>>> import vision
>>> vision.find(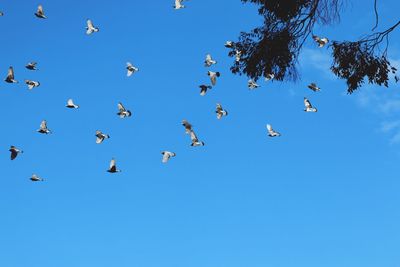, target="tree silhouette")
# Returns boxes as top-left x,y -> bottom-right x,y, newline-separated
228,0 -> 399,93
